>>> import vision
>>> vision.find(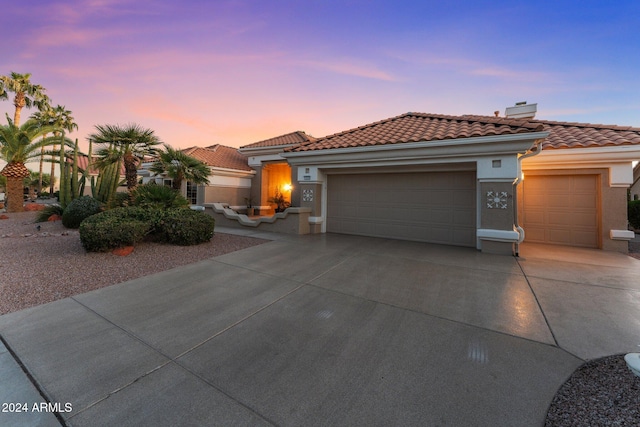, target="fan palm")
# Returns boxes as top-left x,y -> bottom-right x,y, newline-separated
24,171 -> 52,200
0,72 -> 50,126
149,144 -> 211,191
0,117 -> 57,212
90,124 -> 162,195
